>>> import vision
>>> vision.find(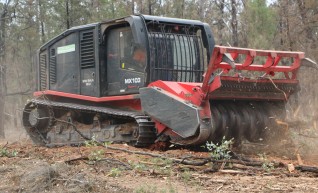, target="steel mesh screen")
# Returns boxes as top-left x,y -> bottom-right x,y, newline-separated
148,28 -> 205,82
